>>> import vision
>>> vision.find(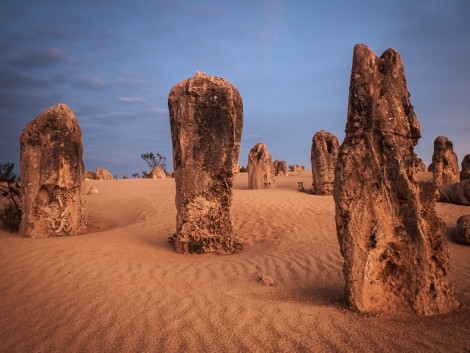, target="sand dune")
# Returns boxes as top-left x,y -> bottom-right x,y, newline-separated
0,171 -> 469,353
